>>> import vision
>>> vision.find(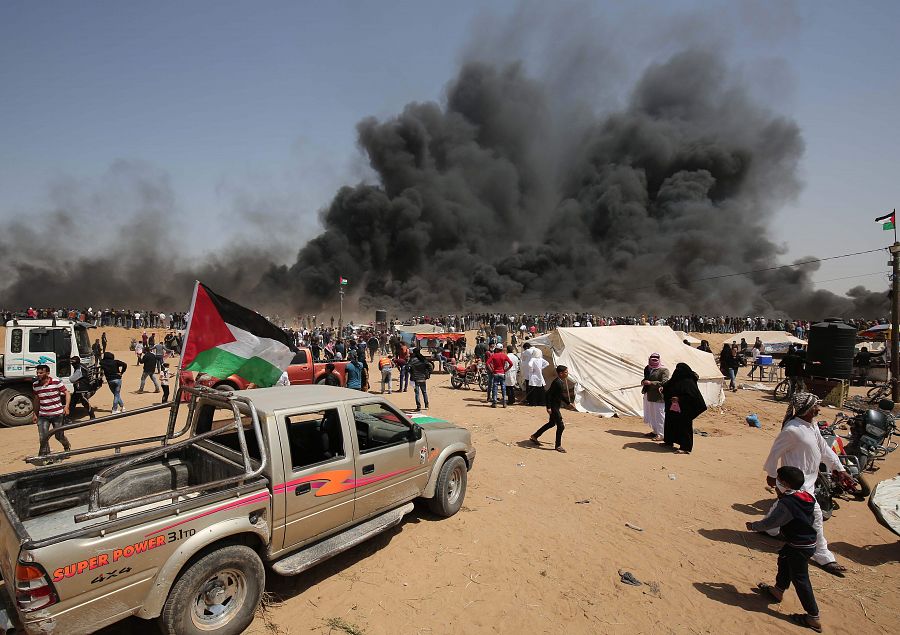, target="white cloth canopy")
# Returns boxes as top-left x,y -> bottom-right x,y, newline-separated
528,326 -> 725,418
870,475 -> 900,536
729,331 -> 806,345
727,331 -> 807,354
397,324 -> 444,334
674,330 -> 701,345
